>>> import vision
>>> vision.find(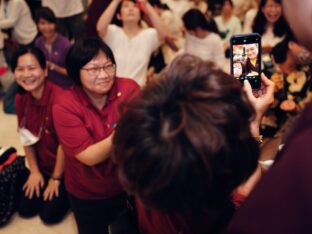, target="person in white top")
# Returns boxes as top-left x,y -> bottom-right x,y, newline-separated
97,0 -> 168,87
150,0 -> 184,65
0,0 -> 37,45
42,0 -> 85,41
244,0 -> 290,53
190,0 -> 208,14
182,9 -> 225,69
161,0 -> 192,19
215,0 -> 241,51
